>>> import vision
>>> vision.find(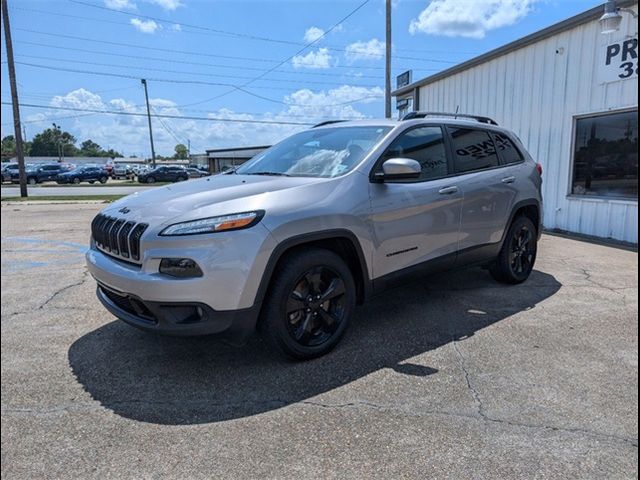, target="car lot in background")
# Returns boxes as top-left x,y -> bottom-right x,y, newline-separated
18,163 -> 75,184
137,165 -> 189,183
55,166 -> 109,184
